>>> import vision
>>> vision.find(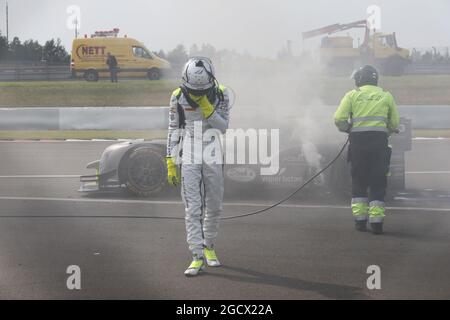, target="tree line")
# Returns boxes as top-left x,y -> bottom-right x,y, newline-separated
154,43 -> 256,74
0,32 -> 70,64
0,32 -> 273,69
0,33 -> 233,67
